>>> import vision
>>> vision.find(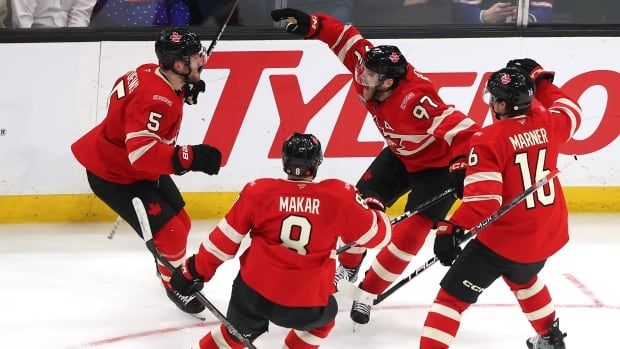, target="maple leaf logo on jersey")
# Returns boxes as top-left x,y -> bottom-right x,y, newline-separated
500,73 -> 511,85
389,52 -> 400,63
147,202 -> 162,216
170,32 -> 182,43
